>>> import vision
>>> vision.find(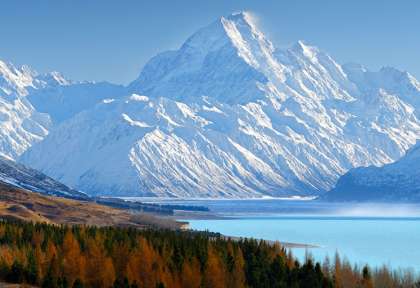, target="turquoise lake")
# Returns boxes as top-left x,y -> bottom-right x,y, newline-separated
133,198 -> 420,271
188,216 -> 420,272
